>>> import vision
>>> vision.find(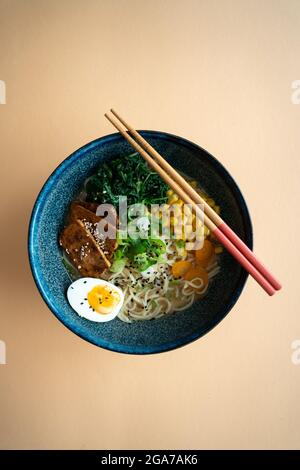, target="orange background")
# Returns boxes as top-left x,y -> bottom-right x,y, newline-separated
0,0 -> 300,449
